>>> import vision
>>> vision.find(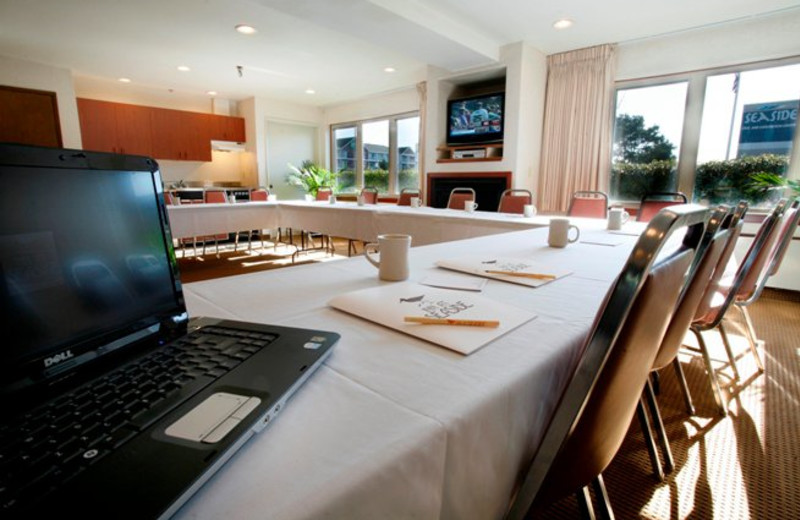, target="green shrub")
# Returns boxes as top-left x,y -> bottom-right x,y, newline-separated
610,160 -> 677,201
693,154 -> 789,204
